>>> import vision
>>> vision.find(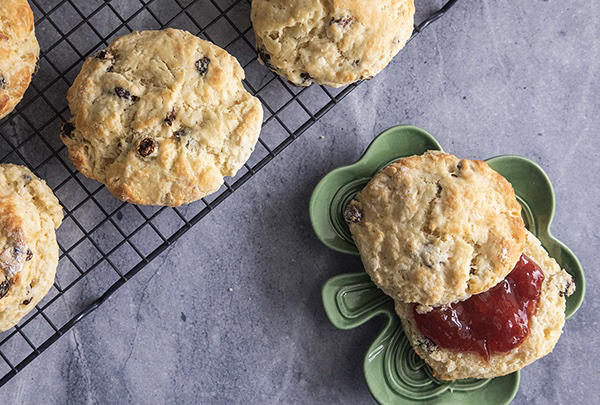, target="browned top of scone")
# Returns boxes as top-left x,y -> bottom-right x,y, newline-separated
62,29 -> 263,206
347,151 -> 527,306
0,0 -> 39,119
0,164 -> 63,331
251,0 -> 415,87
